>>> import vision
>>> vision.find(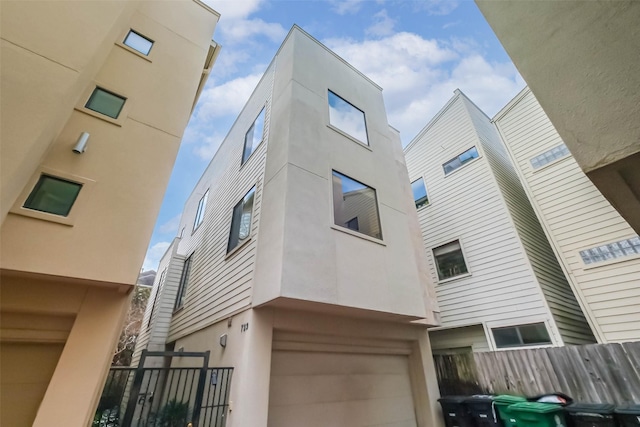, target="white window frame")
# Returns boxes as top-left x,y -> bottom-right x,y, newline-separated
327,89 -> 370,148
432,239 -> 471,282
193,189 -> 209,231
443,146 -> 480,176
